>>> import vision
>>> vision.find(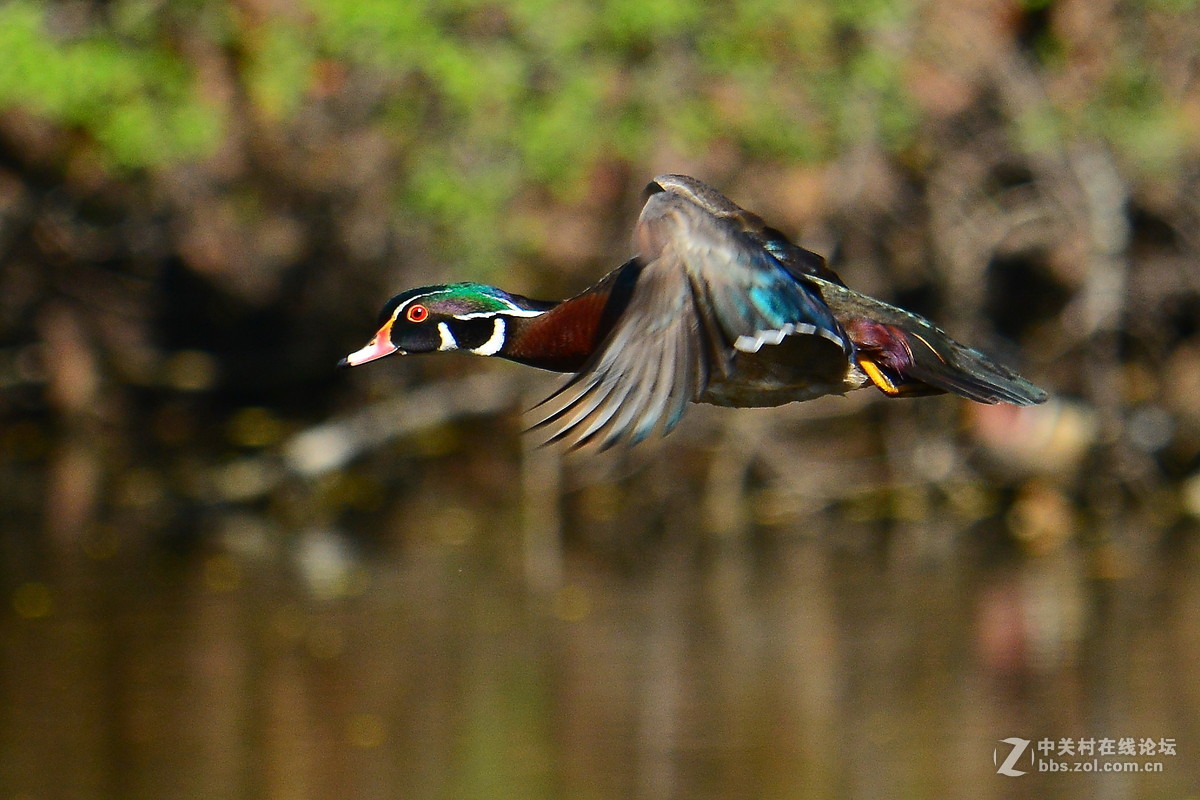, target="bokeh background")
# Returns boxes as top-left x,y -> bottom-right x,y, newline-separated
2,0 -> 1200,798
